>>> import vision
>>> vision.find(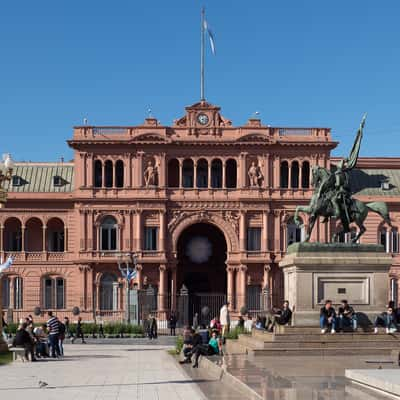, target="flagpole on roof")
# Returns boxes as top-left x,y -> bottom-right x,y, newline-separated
200,7 -> 205,101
